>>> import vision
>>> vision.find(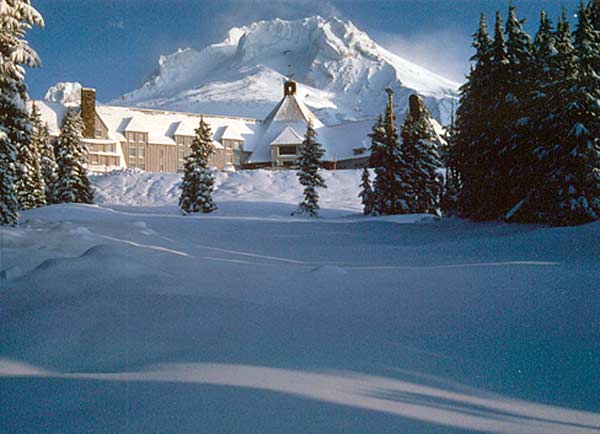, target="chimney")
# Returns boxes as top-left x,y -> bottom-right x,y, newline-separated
80,87 -> 96,138
409,94 -> 424,121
